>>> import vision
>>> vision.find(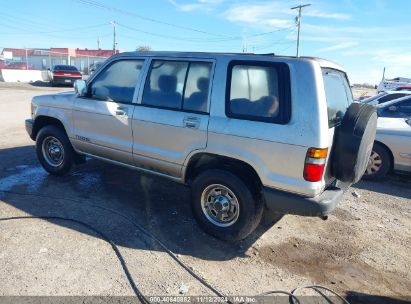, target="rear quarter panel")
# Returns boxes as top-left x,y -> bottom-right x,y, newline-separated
203,56 -> 330,197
